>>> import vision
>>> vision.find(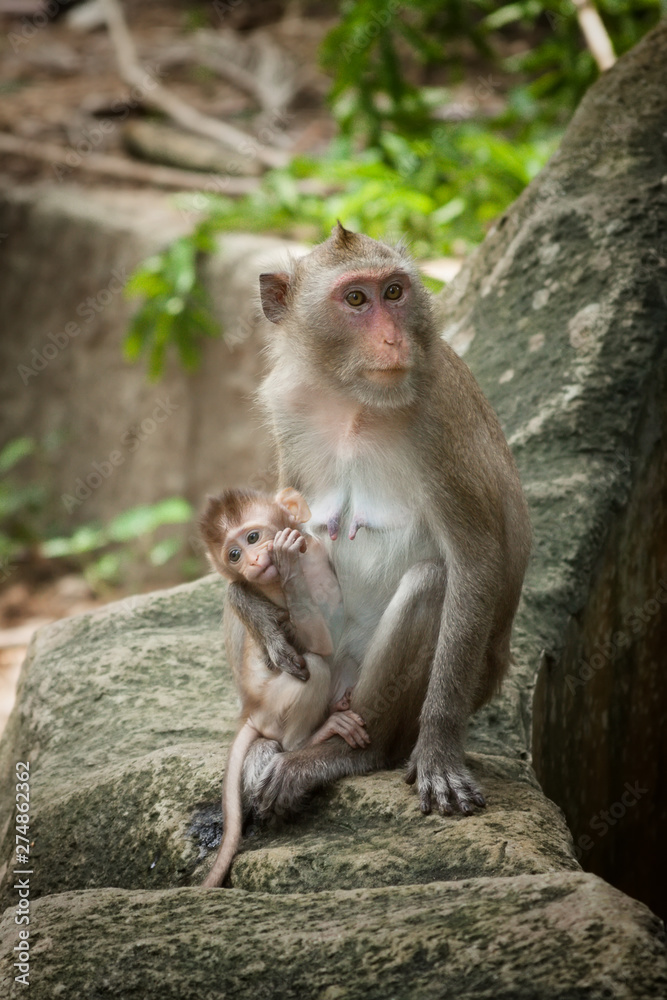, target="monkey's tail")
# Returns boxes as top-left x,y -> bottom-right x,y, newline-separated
201,719 -> 259,888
